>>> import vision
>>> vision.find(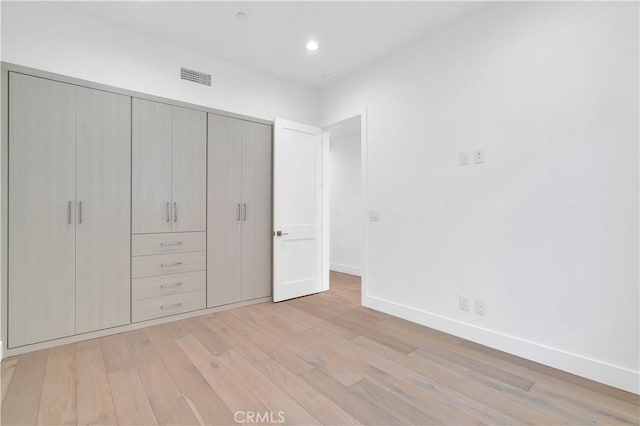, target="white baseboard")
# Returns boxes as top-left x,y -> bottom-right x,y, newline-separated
330,263 -> 361,276
0,341 -> 3,360
364,294 -> 640,395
